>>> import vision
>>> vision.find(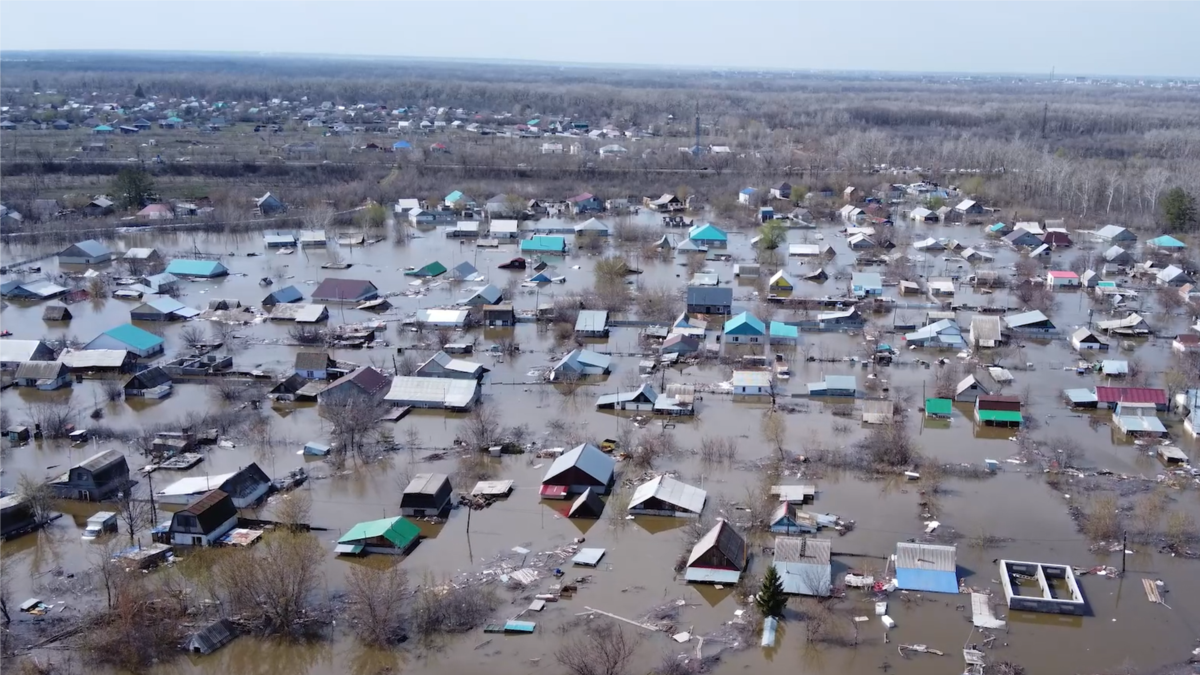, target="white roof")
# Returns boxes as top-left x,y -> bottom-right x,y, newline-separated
417,308 -> 469,326
0,339 -> 49,363
731,370 -> 772,387
789,244 -> 821,256
384,376 -> 478,408
157,472 -> 237,497
123,247 -> 157,259
629,475 -> 707,514
490,219 -> 519,234
59,349 -> 128,368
